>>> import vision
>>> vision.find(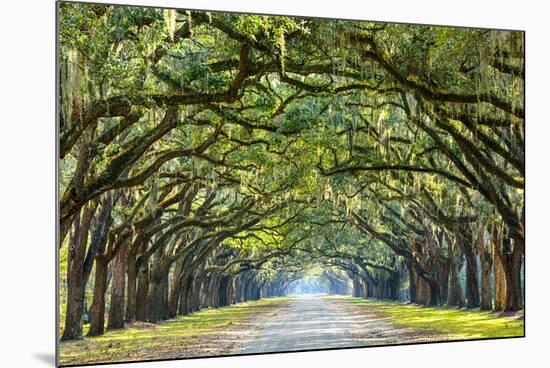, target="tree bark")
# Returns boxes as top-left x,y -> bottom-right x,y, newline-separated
480,258 -> 493,310
477,231 -> 493,310
87,256 -> 109,336
124,247 -> 138,322
406,261 -> 417,303
86,194 -> 116,336
494,234 -> 524,311
456,227 -> 480,308
447,243 -> 465,307
61,203 -> 96,341
168,258 -> 185,318
107,243 -> 127,329
178,273 -> 194,315
135,261 -> 149,321
146,279 -> 163,323
352,276 -> 362,297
